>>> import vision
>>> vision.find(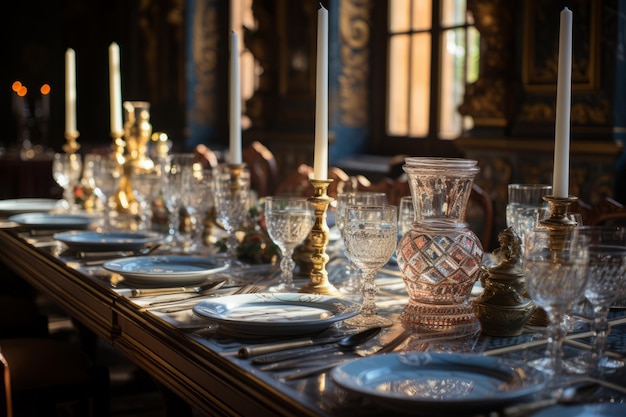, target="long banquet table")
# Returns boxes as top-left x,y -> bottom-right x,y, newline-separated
1,220 -> 625,417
